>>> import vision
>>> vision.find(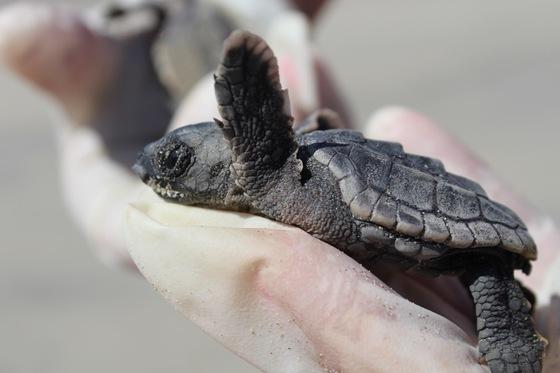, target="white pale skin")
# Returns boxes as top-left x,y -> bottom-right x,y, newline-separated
126,105 -> 560,372
126,195 -> 485,373
0,0 -> 328,266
